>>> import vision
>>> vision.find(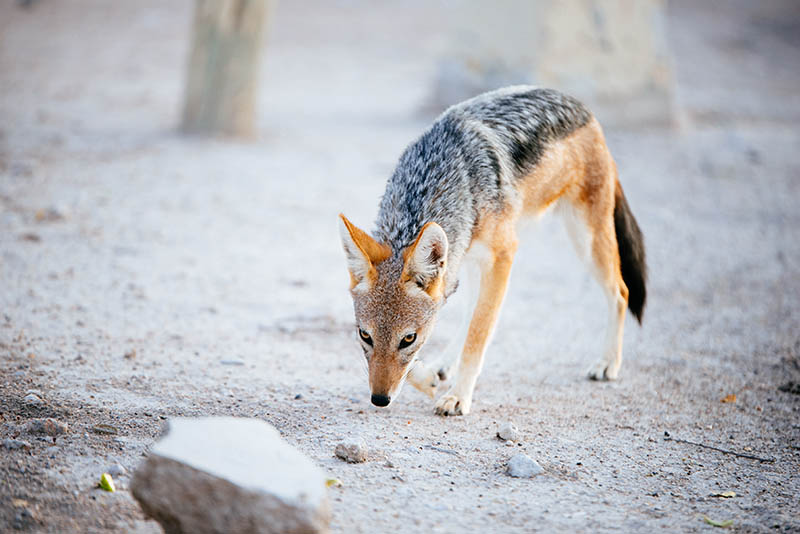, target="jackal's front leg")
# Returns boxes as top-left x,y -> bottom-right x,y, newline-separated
435,240 -> 516,416
407,359 -> 440,398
